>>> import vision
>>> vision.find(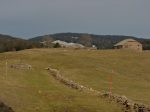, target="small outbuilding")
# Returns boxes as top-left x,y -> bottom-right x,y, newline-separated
114,39 -> 142,51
